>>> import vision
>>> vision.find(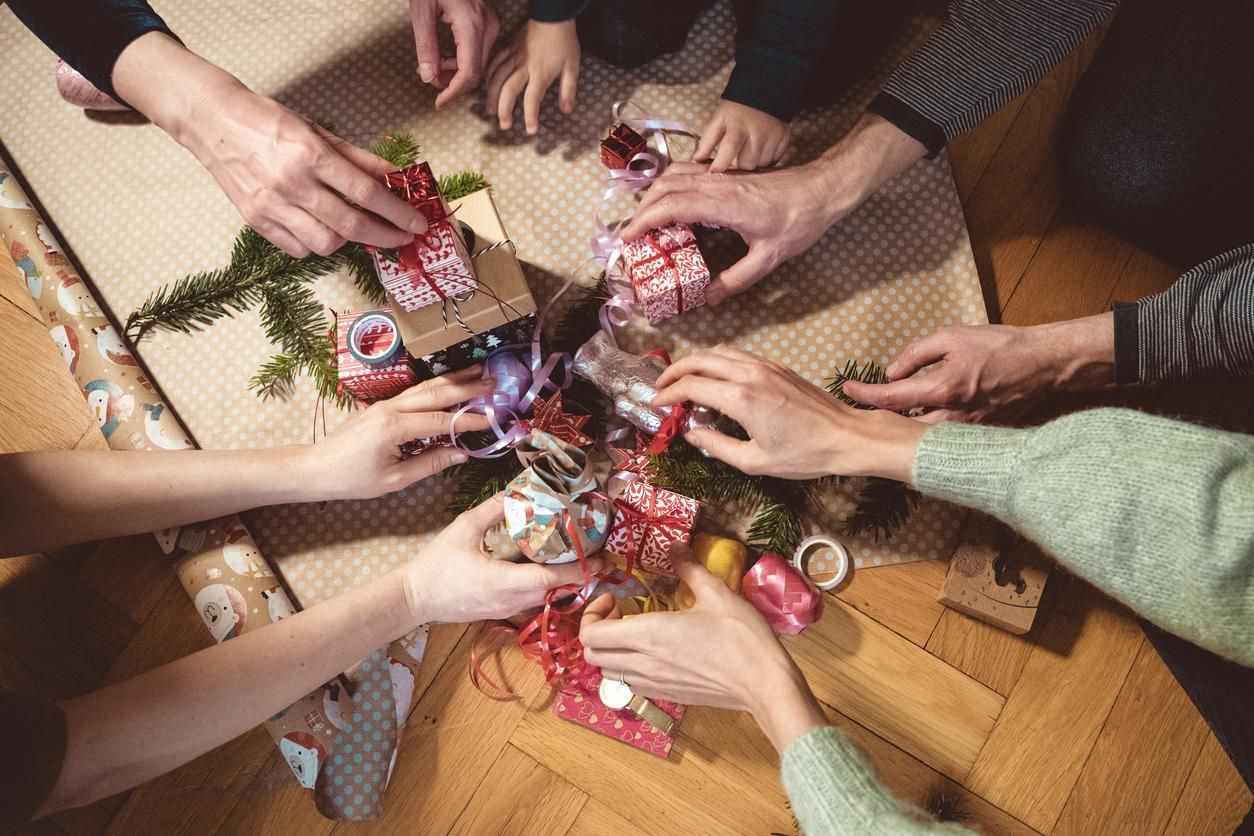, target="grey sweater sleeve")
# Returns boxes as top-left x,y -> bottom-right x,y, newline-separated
1113,243 -> 1254,383
868,0 -> 1120,155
